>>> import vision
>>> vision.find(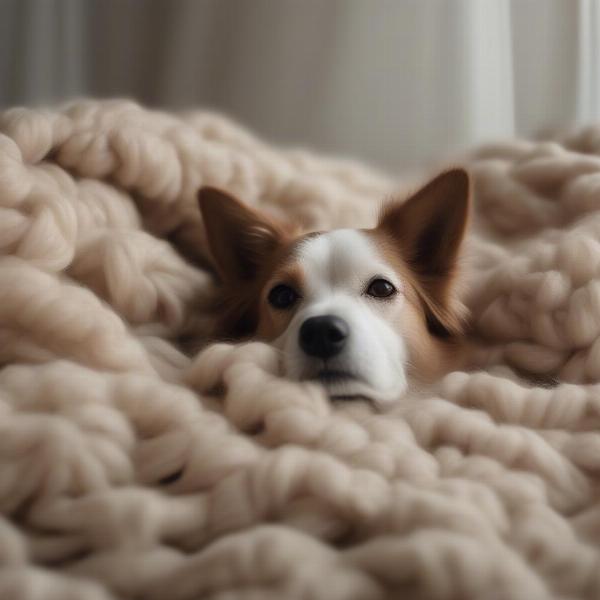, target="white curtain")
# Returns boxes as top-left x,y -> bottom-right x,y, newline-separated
0,0 -> 598,170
